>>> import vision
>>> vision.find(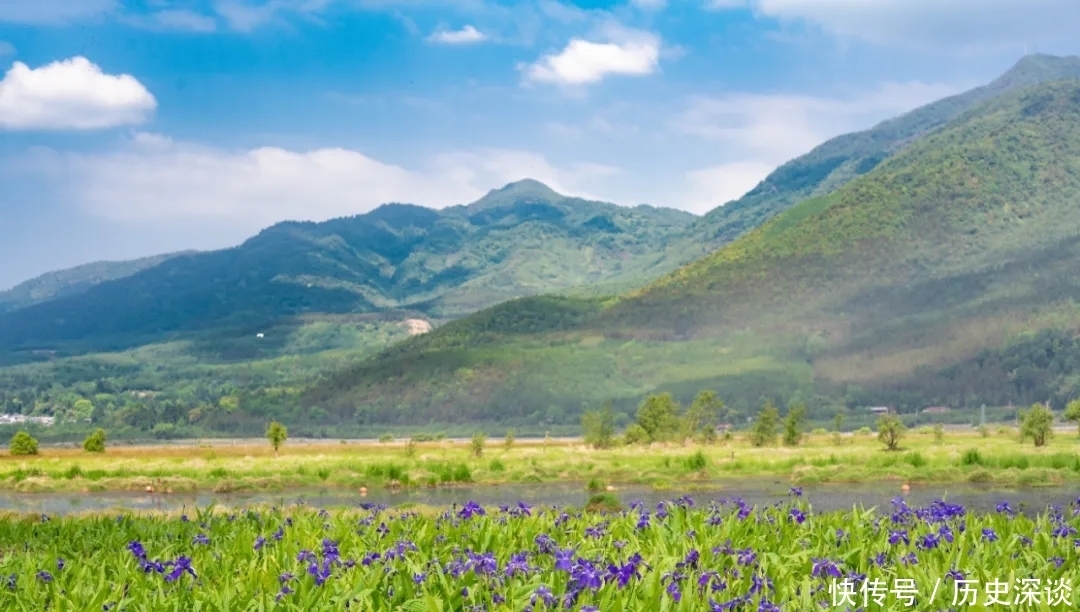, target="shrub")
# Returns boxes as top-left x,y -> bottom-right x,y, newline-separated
683,450 -> 708,471
876,415 -> 906,451
9,431 -> 38,456
83,428 -> 107,453
470,432 -> 486,458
